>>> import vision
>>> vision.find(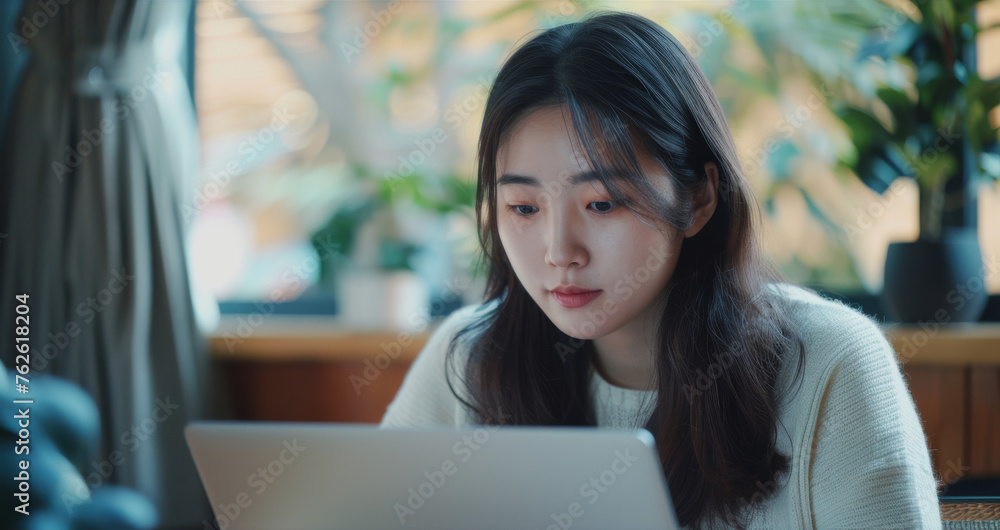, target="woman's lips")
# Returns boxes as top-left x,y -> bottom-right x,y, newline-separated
550,289 -> 602,308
